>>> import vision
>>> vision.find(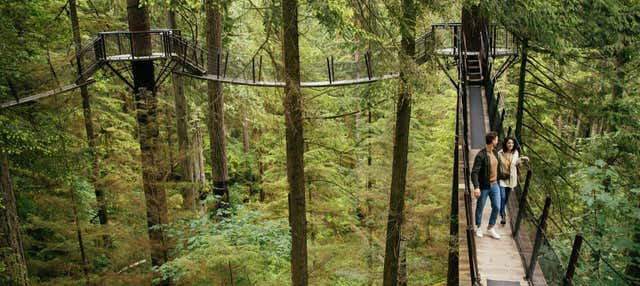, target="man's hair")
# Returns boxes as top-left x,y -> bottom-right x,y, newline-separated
485,131 -> 498,144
